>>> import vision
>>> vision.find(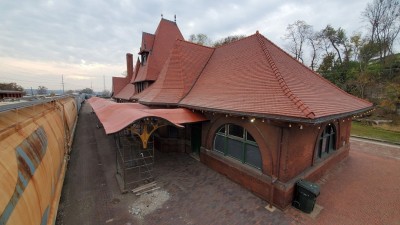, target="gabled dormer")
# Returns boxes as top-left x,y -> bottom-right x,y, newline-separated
139,32 -> 154,66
